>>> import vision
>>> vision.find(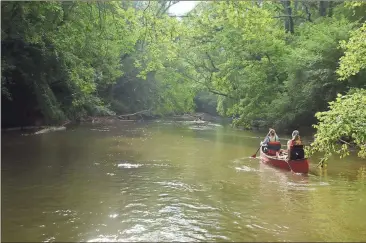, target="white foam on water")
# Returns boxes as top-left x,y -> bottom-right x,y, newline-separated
108,213 -> 119,219
87,235 -> 118,242
151,163 -> 170,167
117,163 -> 143,168
90,128 -> 110,132
235,166 -> 258,172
